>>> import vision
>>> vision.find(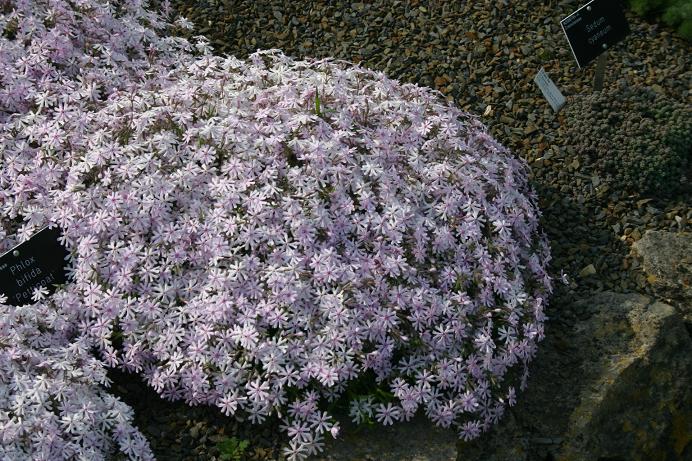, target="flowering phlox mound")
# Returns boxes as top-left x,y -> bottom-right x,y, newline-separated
1,1 -> 553,460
